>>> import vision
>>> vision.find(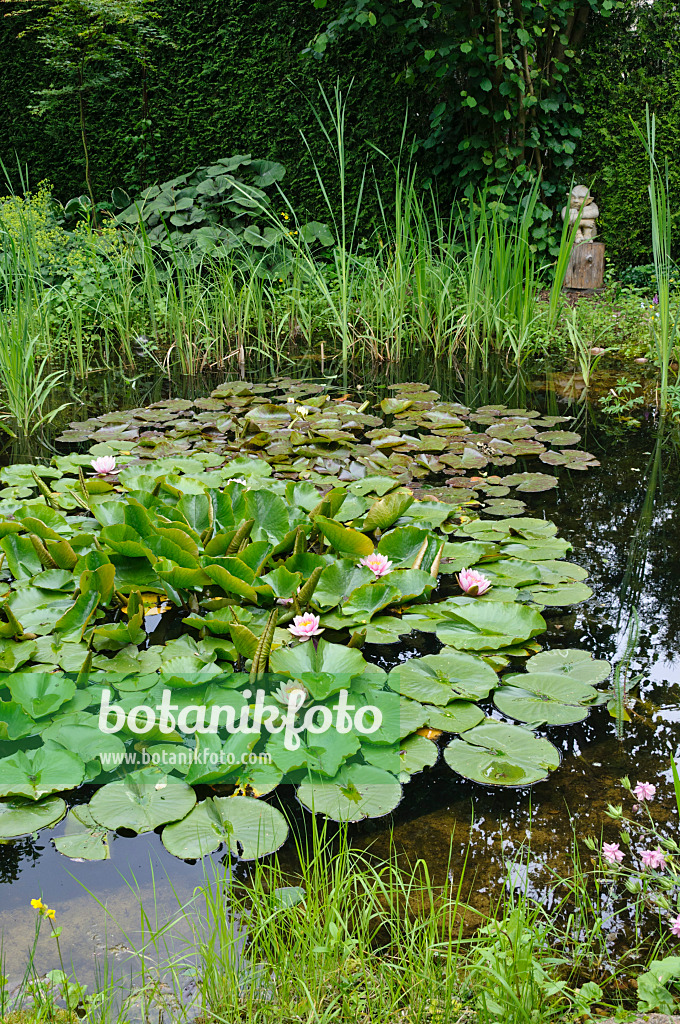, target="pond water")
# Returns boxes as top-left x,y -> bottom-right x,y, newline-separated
0,361 -> 678,992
